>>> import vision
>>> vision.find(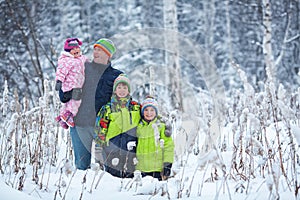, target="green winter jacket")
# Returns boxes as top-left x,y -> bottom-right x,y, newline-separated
94,99 -> 140,145
106,106 -> 140,141
136,118 -> 174,173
